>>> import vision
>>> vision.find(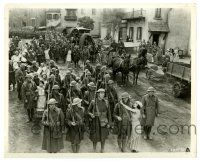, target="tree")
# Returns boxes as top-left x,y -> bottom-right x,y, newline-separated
77,16 -> 95,30
102,9 -> 126,38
